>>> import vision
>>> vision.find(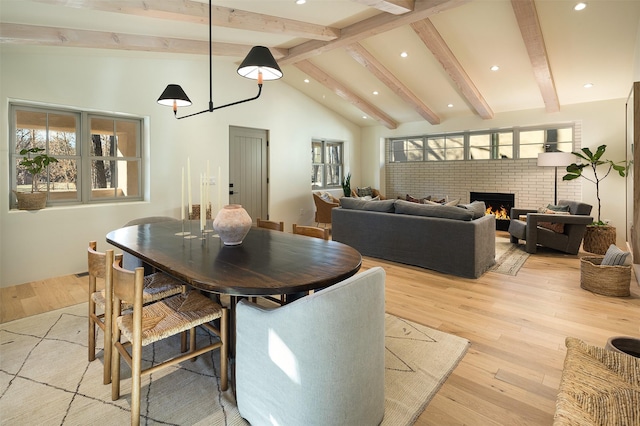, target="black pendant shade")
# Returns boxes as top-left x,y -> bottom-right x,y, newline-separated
156,0 -> 282,119
157,84 -> 192,107
237,46 -> 283,81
